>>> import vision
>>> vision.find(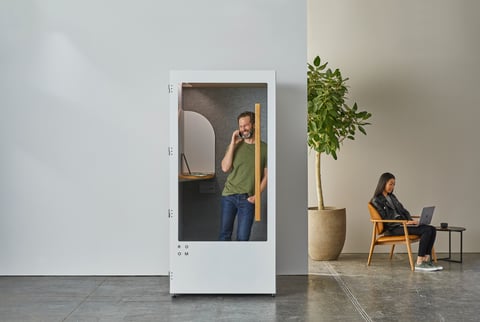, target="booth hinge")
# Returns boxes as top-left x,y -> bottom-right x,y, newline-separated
168,146 -> 174,156
168,84 -> 174,93
168,208 -> 174,218
169,271 -> 174,280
